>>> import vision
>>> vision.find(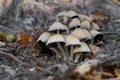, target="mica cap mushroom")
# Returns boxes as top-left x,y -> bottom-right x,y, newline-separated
65,34 -> 81,61
49,21 -> 69,34
71,28 -> 91,41
80,20 -> 91,30
68,18 -> 81,30
46,34 -> 67,60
